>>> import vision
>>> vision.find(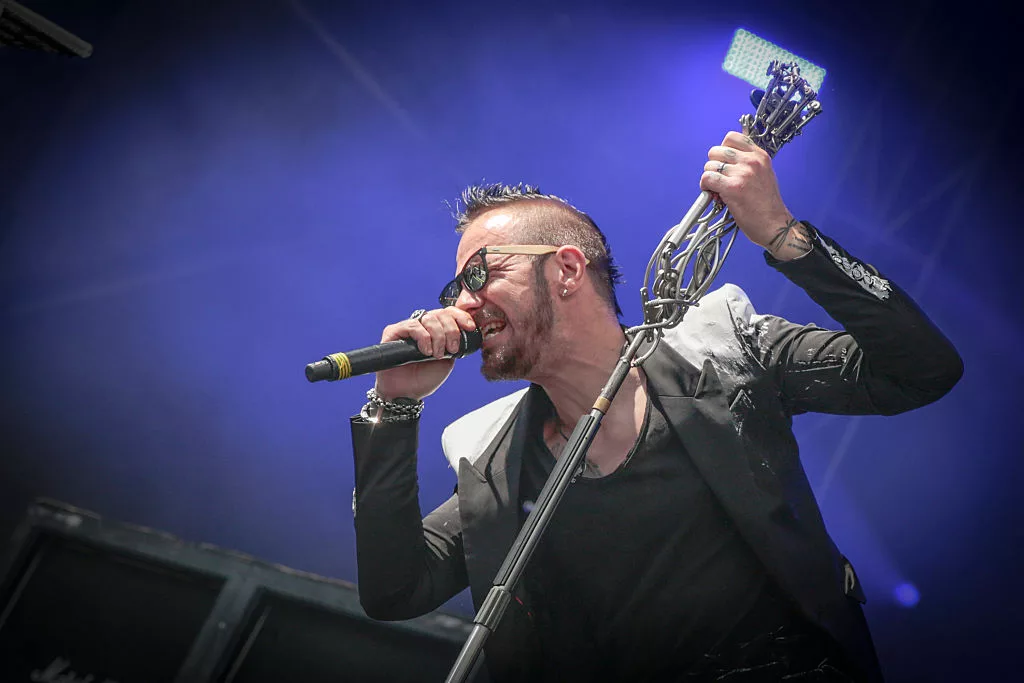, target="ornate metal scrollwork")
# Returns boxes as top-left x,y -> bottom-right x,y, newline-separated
631,61 -> 823,363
